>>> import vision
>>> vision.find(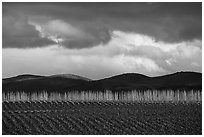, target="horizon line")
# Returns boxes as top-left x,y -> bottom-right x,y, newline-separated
2,71 -> 202,80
